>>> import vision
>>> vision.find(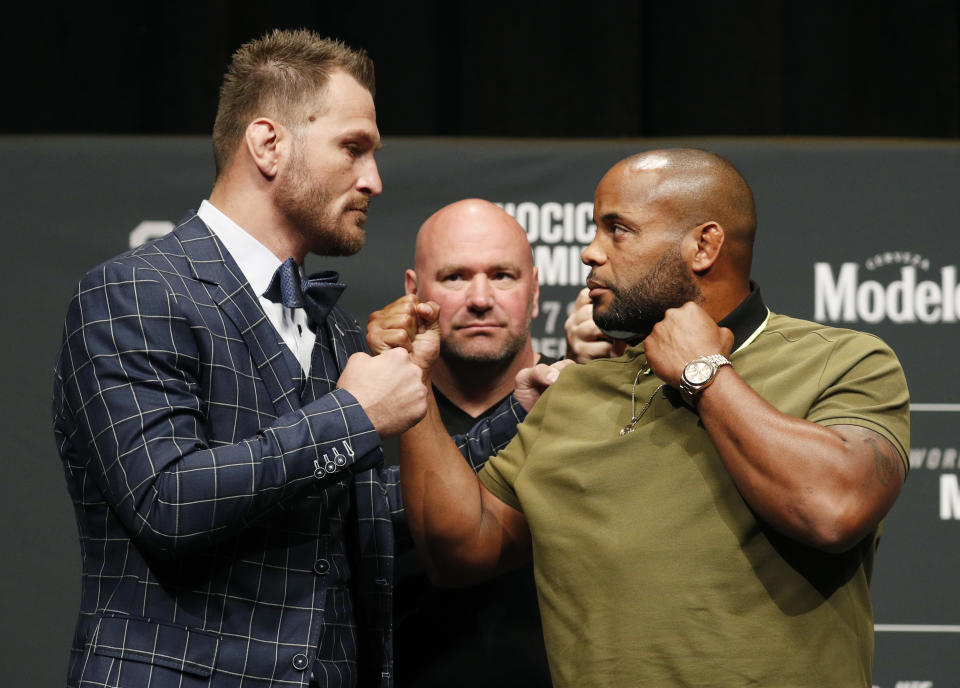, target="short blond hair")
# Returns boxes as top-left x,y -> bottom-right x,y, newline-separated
212,28 -> 375,176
